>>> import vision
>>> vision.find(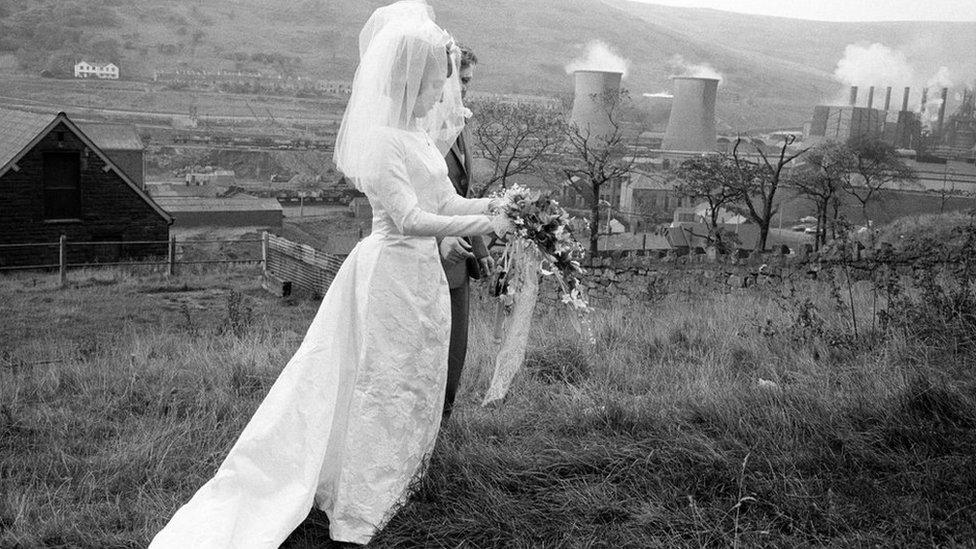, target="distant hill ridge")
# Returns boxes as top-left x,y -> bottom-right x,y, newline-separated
0,0 -> 974,130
